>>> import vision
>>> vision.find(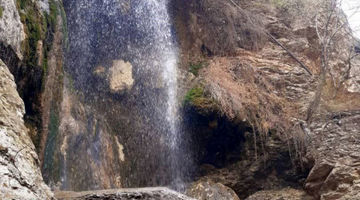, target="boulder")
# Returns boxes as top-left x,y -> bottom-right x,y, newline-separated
187,180 -> 240,200
305,111 -> 360,199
